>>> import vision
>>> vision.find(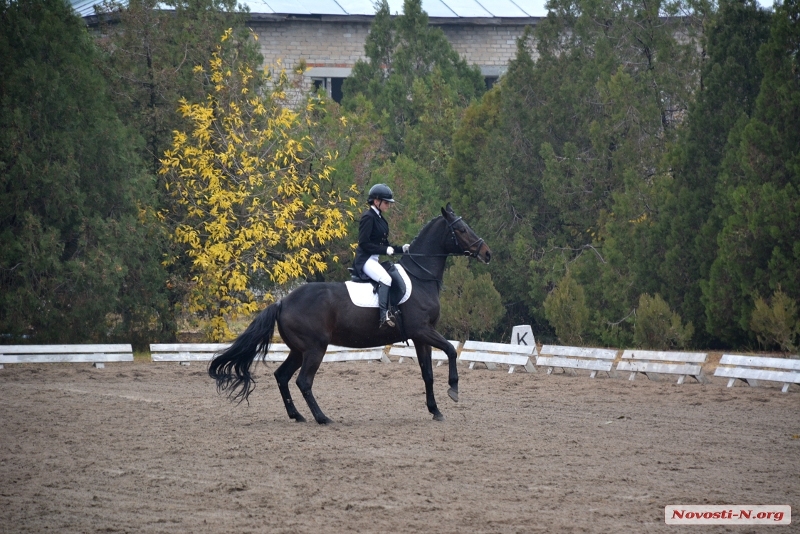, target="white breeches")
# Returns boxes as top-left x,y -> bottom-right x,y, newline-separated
363,256 -> 392,286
